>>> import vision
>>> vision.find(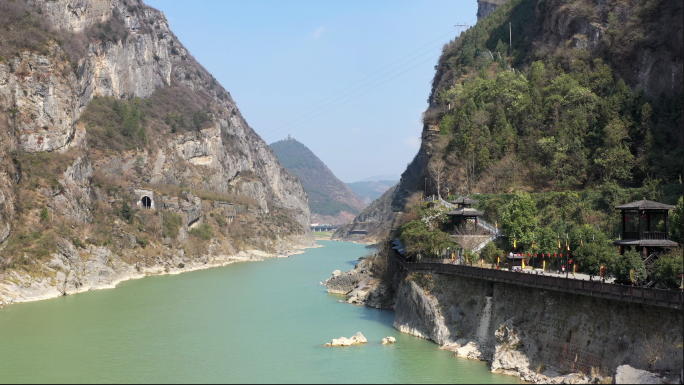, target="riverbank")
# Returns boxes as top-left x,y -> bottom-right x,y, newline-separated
0,236 -> 319,306
329,257 -> 683,384
0,240 -> 520,383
